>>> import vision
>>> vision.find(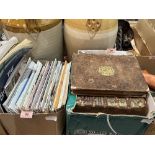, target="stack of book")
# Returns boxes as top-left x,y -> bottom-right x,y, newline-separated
2,58 -> 71,114
71,53 -> 149,116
